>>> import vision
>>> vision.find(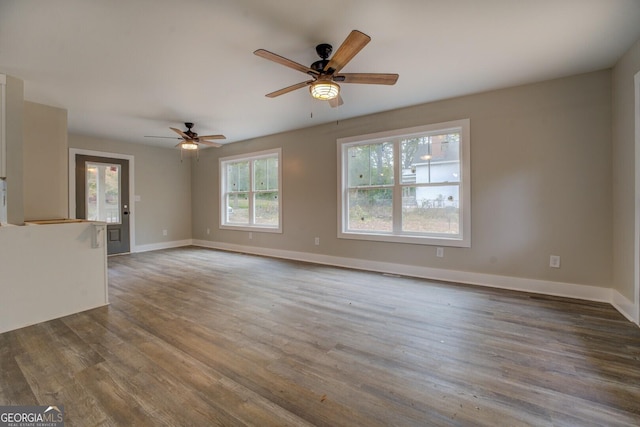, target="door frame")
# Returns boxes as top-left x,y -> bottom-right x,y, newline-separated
634,70 -> 640,325
69,148 -> 136,252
